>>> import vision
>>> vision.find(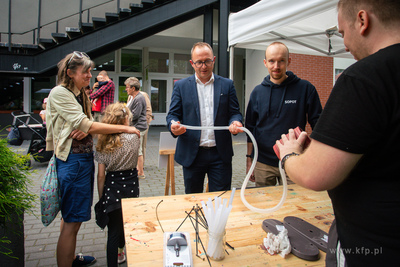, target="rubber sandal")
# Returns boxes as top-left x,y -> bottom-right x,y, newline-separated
262,219 -> 320,261
283,216 -> 328,252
